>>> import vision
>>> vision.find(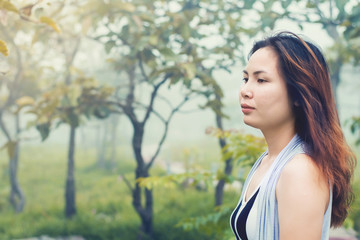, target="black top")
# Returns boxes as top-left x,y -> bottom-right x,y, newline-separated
230,188 -> 260,240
